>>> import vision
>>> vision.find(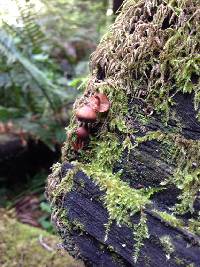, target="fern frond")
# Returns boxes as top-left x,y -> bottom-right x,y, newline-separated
0,30 -> 58,111
0,30 -> 17,64
15,0 -> 45,47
